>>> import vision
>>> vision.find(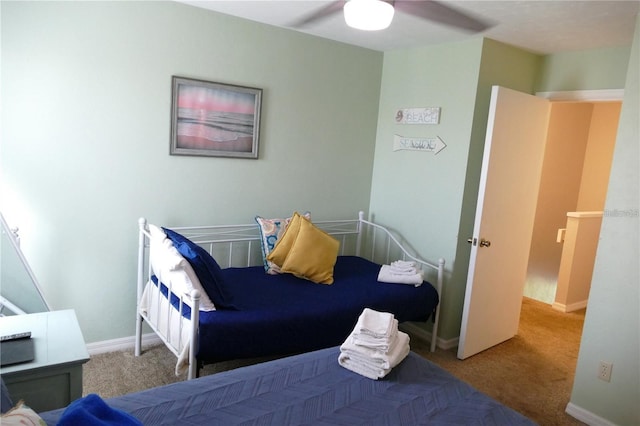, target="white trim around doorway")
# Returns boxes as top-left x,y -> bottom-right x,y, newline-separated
536,89 -> 624,101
